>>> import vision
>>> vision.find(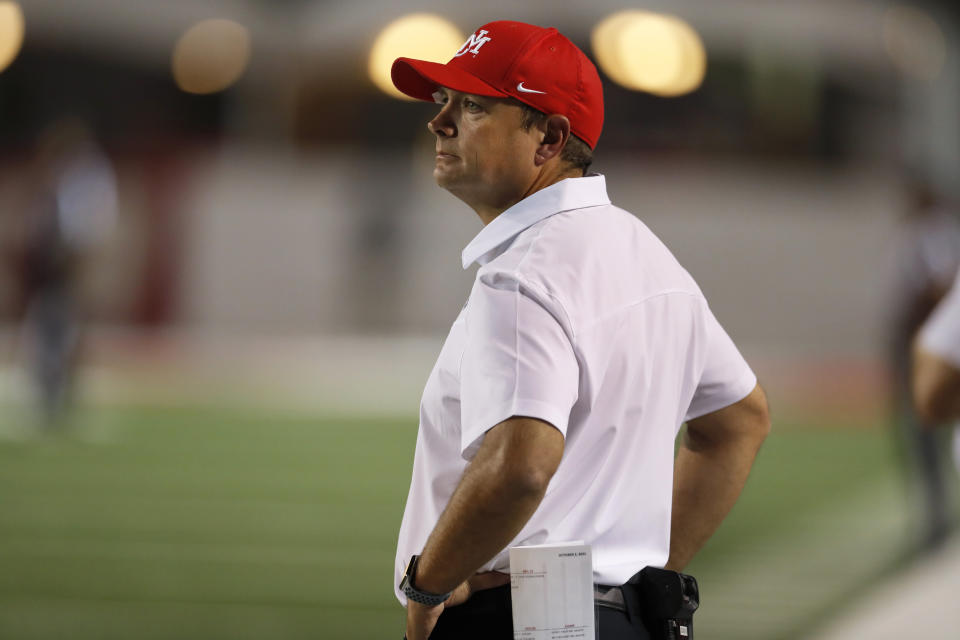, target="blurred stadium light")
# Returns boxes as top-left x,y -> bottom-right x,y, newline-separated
591,10 -> 706,97
0,1 -> 24,73
172,18 -> 252,95
368,14 -> 464,100
882,4 -> 947,81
